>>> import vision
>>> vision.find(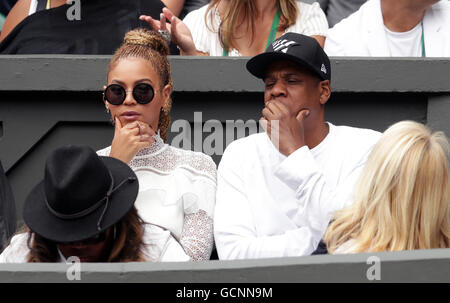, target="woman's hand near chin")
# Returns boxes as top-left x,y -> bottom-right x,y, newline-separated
109,117 -> 156,164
